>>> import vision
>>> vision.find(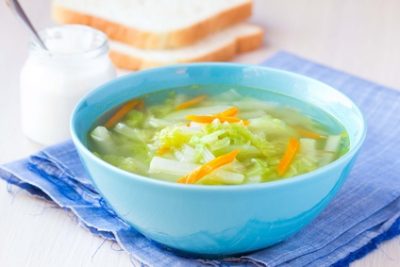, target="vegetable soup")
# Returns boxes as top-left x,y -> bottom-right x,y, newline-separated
88,86 -> 349,185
